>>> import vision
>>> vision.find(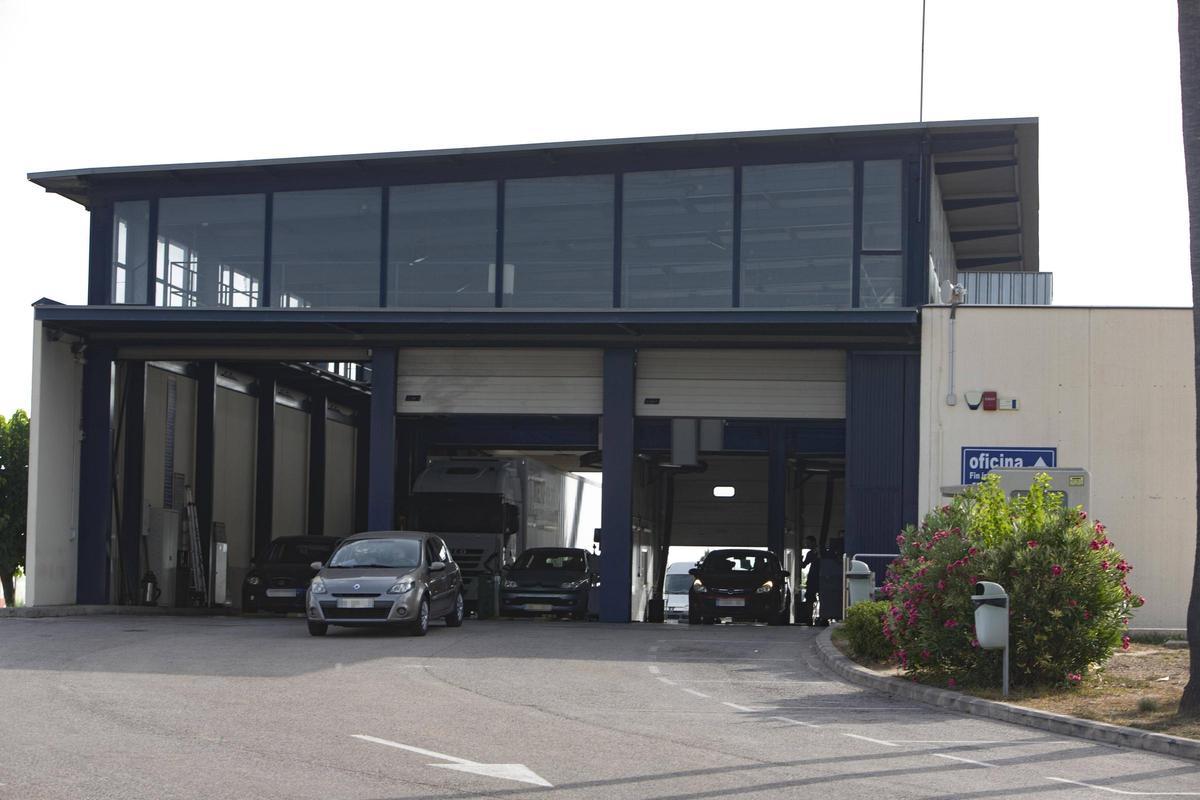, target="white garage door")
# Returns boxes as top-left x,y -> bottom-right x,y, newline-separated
396,348 -> 604,415
635,349 -> 845,418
